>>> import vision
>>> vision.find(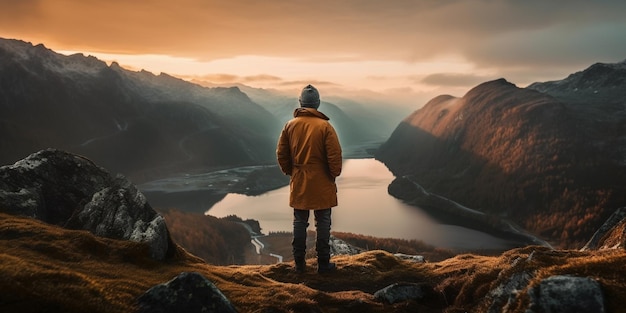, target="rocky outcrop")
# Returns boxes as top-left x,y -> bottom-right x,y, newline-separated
526,275 -> 605,313
393,253 -> 425,263
582,207 -> 626,251
330,236 -> 364,256
484,251 -> 538,313
329,236 -> 429,264
481,248 -> 609,313
487,271 -> 534,313
373,282 -> 433,304
486,272 -> 605,313
0,149 -> 173,260
137,272 -> 238,313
